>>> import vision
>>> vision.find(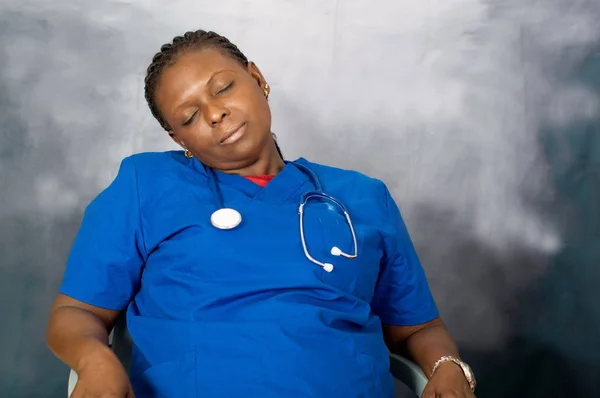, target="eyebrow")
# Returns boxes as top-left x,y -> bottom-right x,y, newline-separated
174,69 -> 232,112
